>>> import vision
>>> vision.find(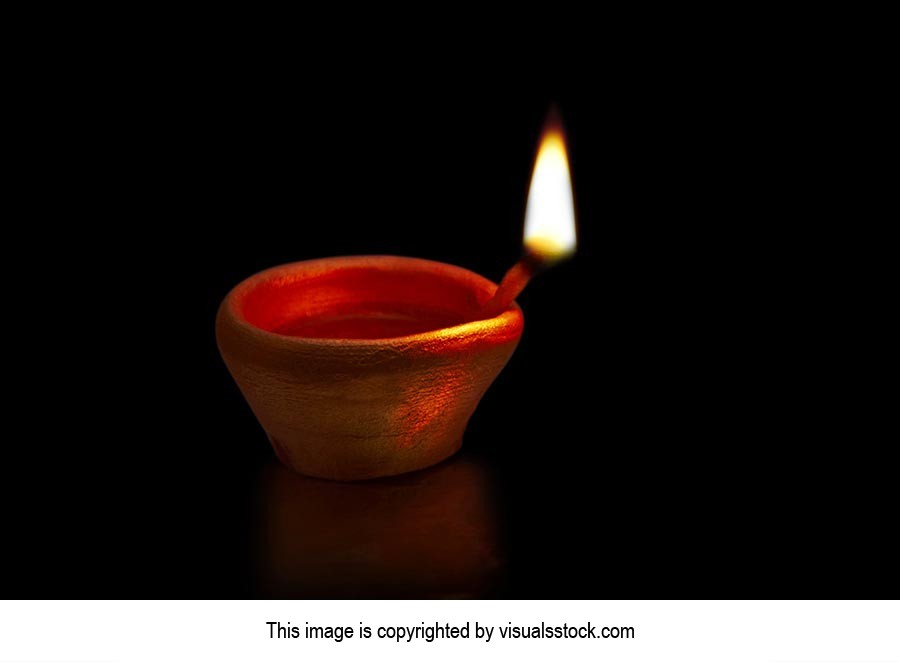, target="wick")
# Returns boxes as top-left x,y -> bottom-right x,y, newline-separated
479,249 -> 548,319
